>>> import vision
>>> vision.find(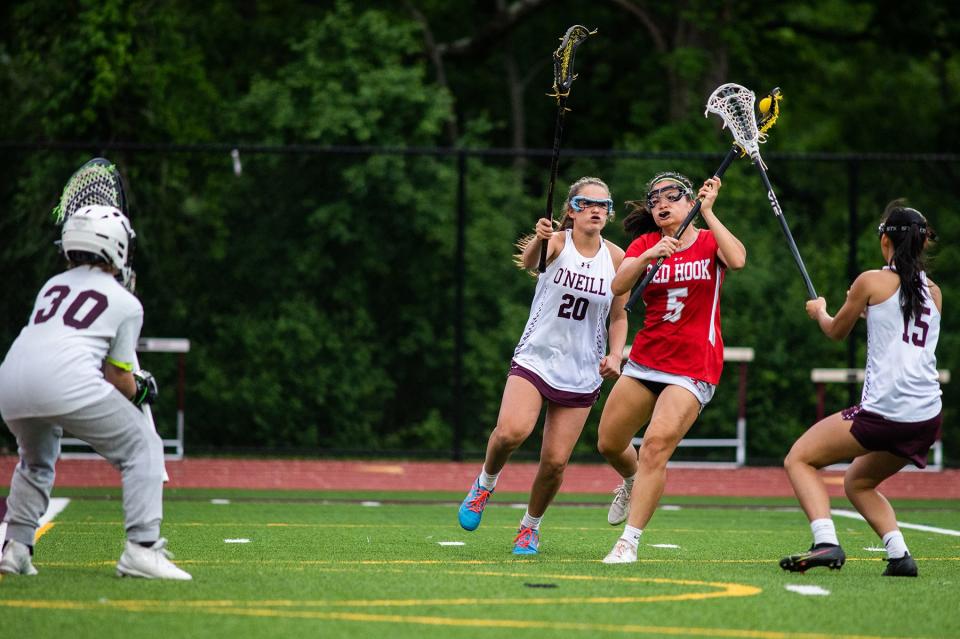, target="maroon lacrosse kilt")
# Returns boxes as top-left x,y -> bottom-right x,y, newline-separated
842,405 -> 943,468
509,361 -> 600,408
